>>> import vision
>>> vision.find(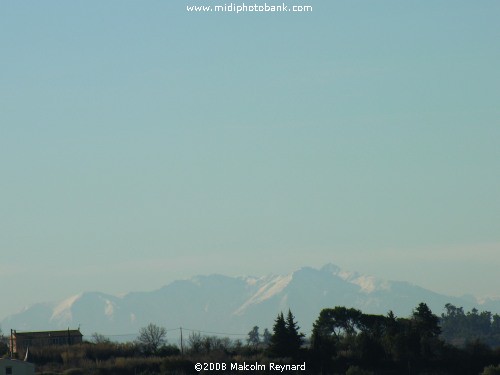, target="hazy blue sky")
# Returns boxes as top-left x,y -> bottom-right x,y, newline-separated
1,1 -> 499,320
